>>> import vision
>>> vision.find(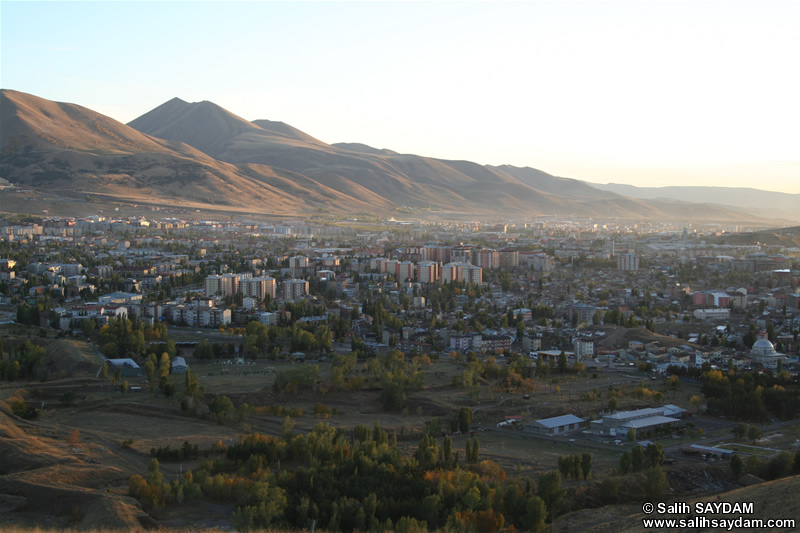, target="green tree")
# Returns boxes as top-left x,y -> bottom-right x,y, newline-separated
600,477 -> 619,505
520,496 -> 547,533
644,466 -> 667,500
443,435 -> 453,464
644,443 -> 664,468
631,445 -> 645,472
608,396 -> 618,412
209,395 -> 234,424
457,407 -> 474,434
619,452 -> 631,474
747,425 -> 763,444
730,454 -> 744,478
557,352 -> 567,374
581,452 -> 592,480
59,391 -> 76,407
281,415 -> 296,441
147,458 -> 162,486
537,470 -> 565,521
